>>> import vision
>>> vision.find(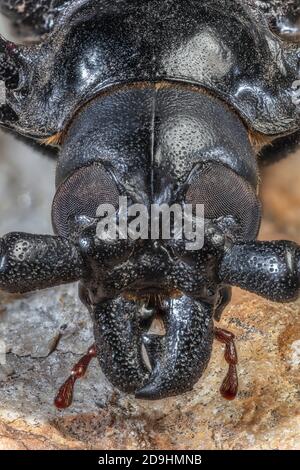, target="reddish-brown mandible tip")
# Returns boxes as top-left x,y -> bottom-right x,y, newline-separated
54,344 -> 97,409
